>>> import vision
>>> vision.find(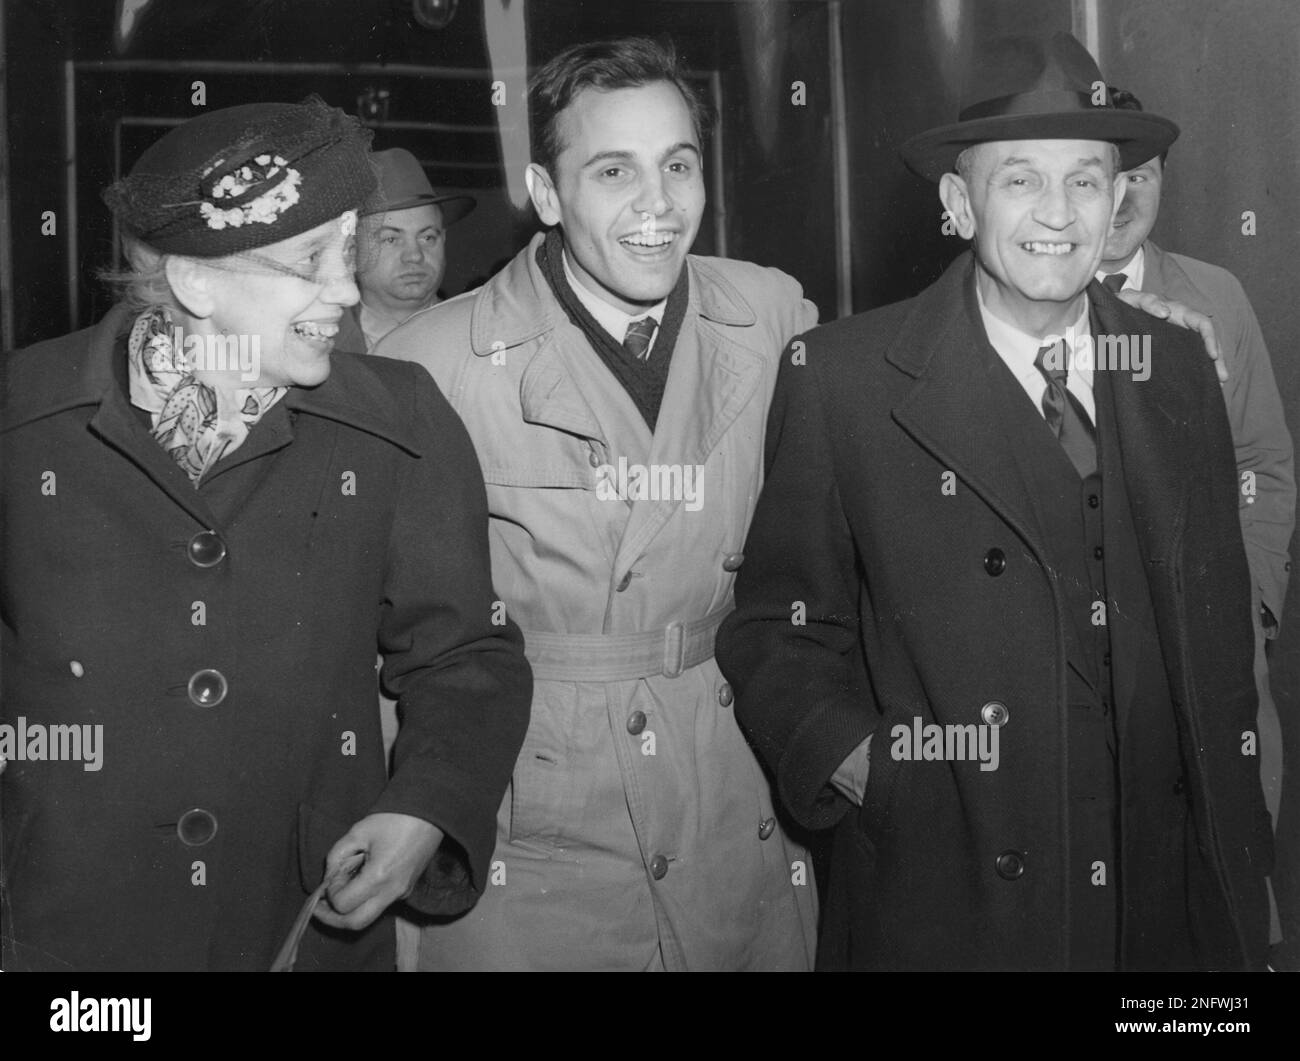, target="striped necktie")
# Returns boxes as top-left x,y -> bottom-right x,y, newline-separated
1034,339 -> 1097,478
623,316 -> 658,361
